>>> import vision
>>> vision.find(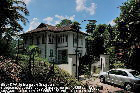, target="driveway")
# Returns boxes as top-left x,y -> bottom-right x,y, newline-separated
82,78 -> 133,93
